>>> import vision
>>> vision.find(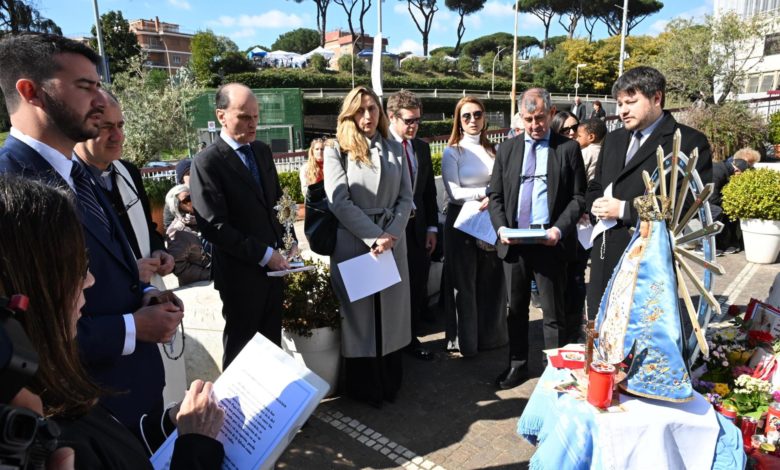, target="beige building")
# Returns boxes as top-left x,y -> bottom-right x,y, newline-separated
324,29 -> 387,70
129,17 -> 193,74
